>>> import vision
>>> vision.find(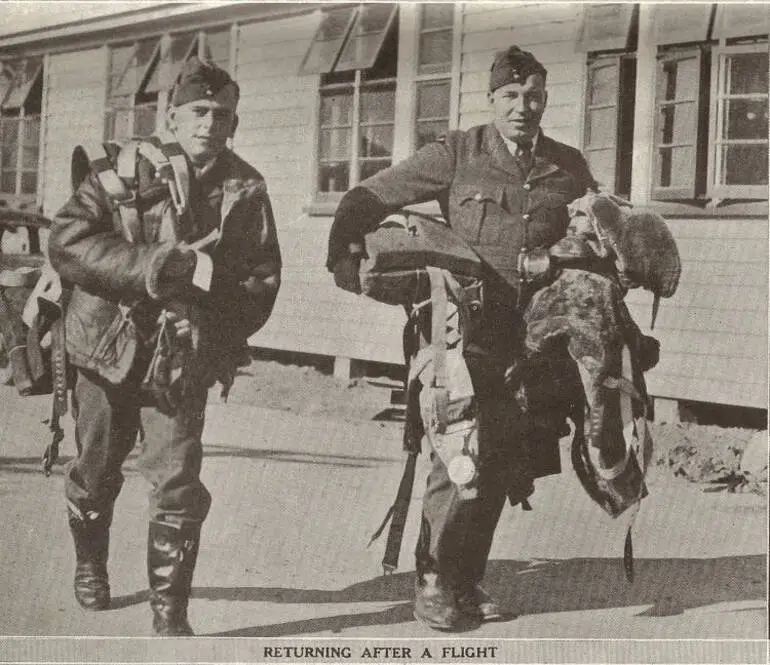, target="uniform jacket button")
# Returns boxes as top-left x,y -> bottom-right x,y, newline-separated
523,183 -> 531,191
473,192 -> 483,201
522,213 -> 531,221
